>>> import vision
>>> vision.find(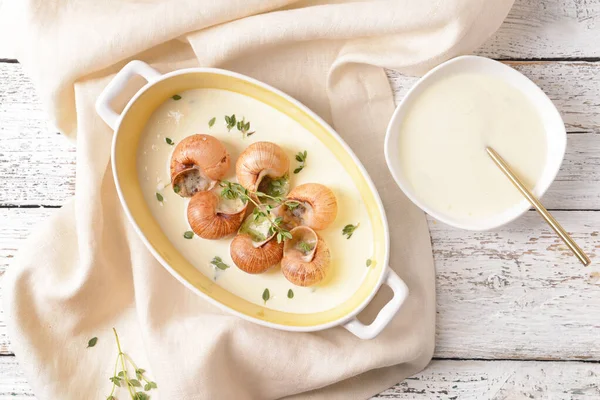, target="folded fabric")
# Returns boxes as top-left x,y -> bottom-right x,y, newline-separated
2,1 -> 513,398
